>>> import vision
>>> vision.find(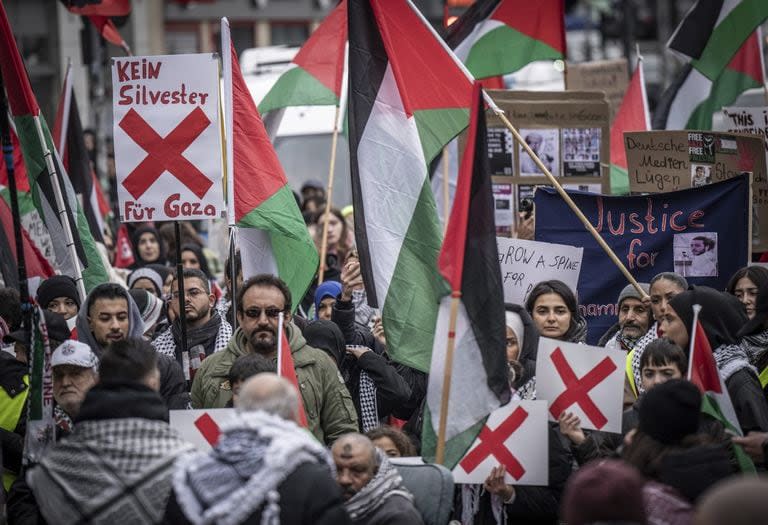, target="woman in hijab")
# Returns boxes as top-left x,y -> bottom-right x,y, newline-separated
130,226 -> 167,268
664,286 -> 768,433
